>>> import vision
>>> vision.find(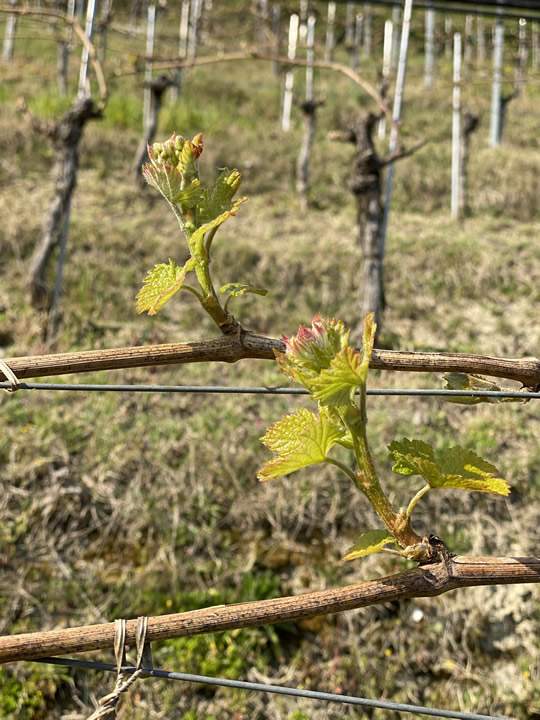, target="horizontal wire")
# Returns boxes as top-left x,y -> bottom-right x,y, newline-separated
1,382 -> 538,398
33,656 -> 510,720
